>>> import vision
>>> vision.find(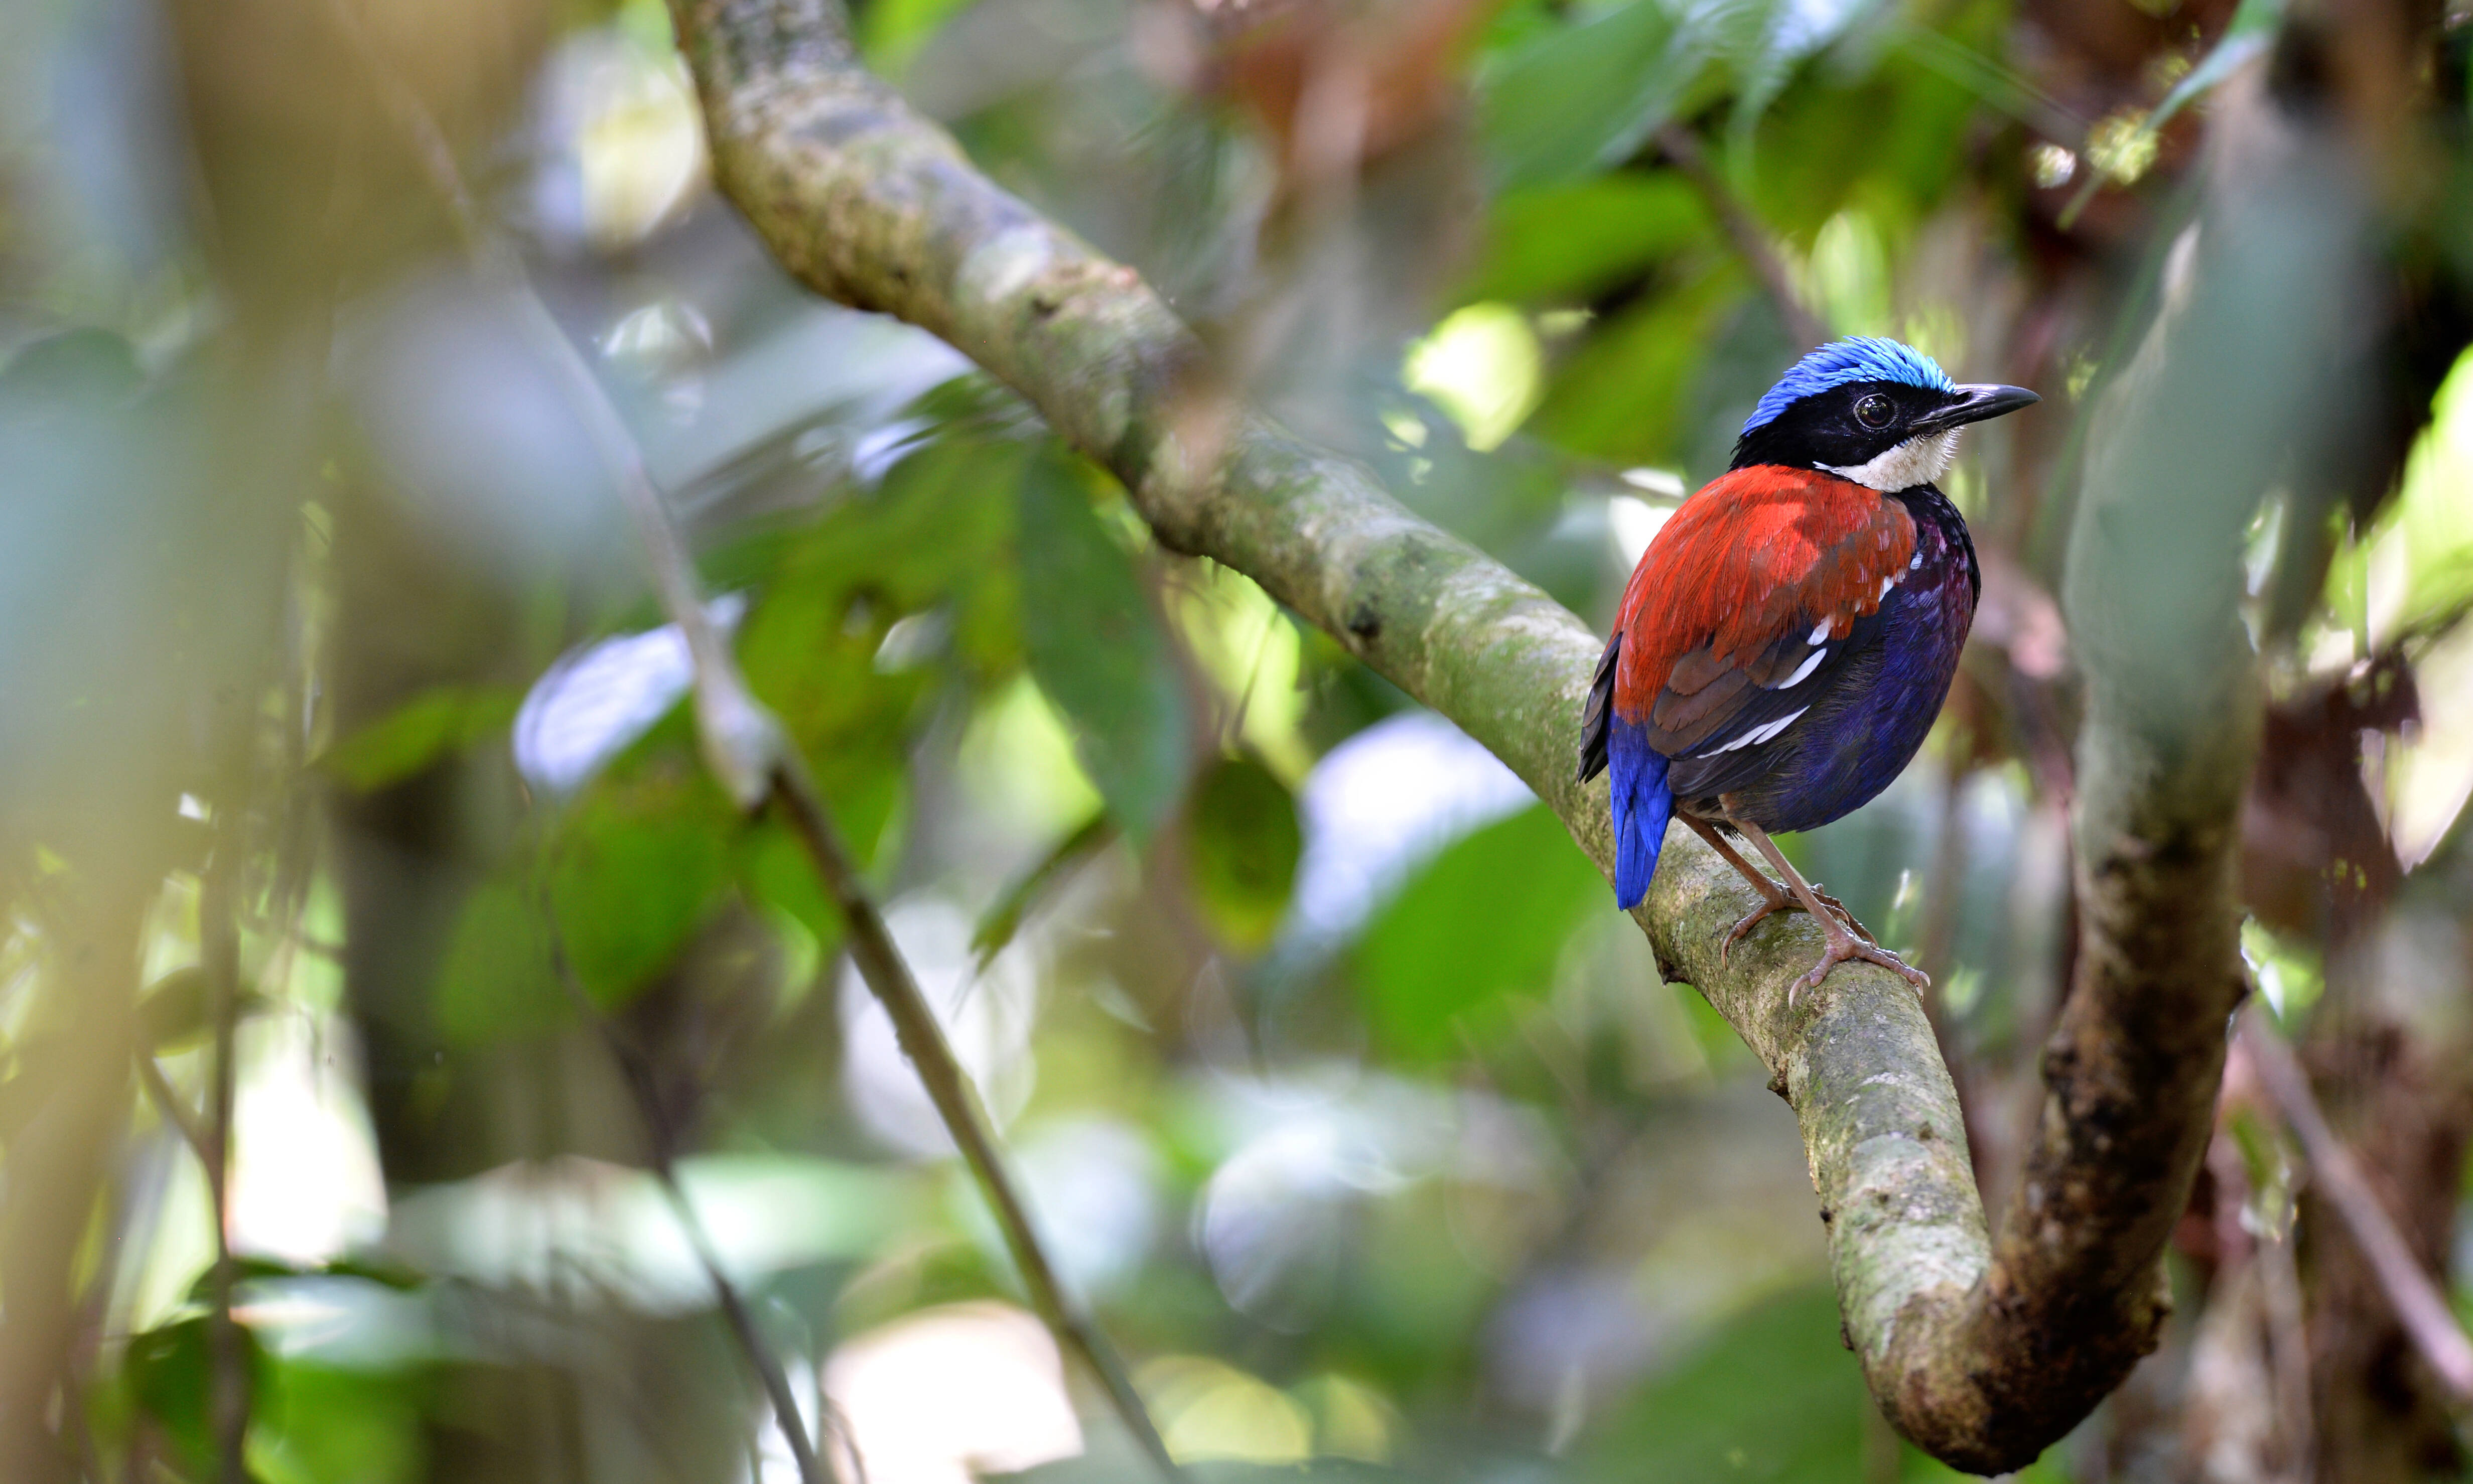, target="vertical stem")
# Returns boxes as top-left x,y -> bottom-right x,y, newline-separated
767,761 -> 1182,1478
2241,1010 -> 2473,1401
544,910 -> 834,1484
199,846 -> 251,1484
